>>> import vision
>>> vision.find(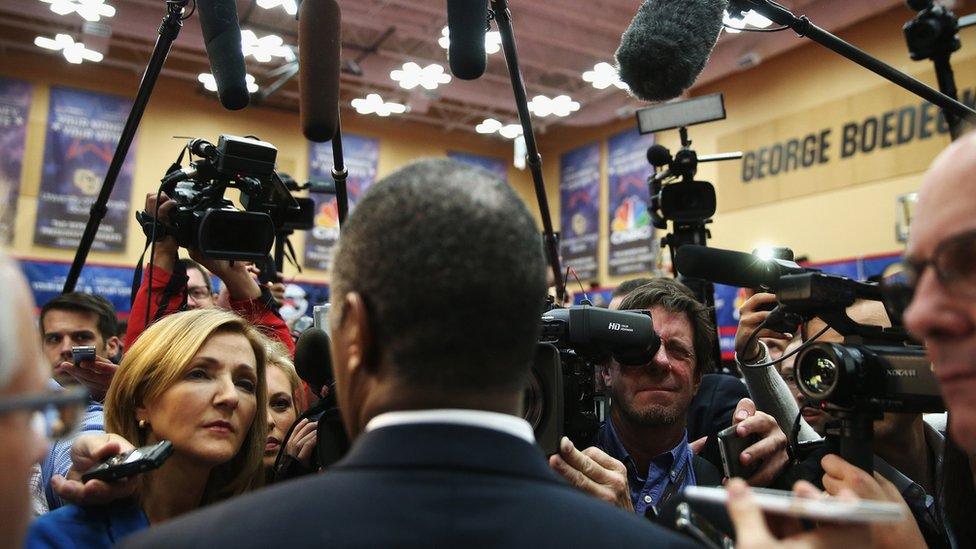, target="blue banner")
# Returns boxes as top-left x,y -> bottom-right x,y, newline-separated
607,129 -> 656,276
447,151 -> 508,182
304,134 -> 380,271
19,259 -> 135,315
34,86 -> 135,252
0,77 -> 31,244
559,143 -> 601,281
